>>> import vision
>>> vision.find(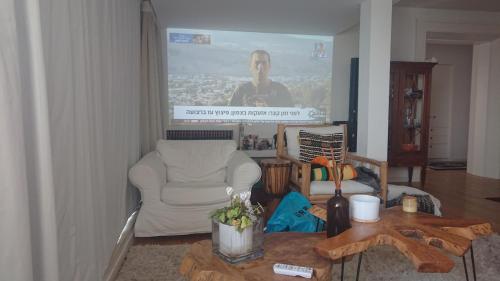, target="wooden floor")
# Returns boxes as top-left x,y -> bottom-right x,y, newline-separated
135,169 -> 500,245
420,169 -> 500,232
